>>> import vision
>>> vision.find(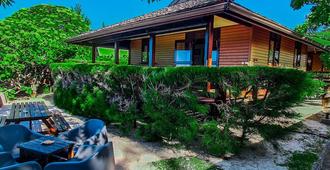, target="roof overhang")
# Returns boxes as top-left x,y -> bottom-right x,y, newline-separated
226,3 -> 329,52
68,2 -> 227,46
68,1 -> 329,52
